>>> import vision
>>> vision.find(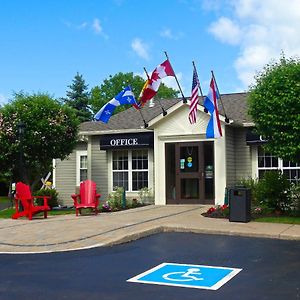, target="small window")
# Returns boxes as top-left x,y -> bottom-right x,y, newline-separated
76,151 -> 88,185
